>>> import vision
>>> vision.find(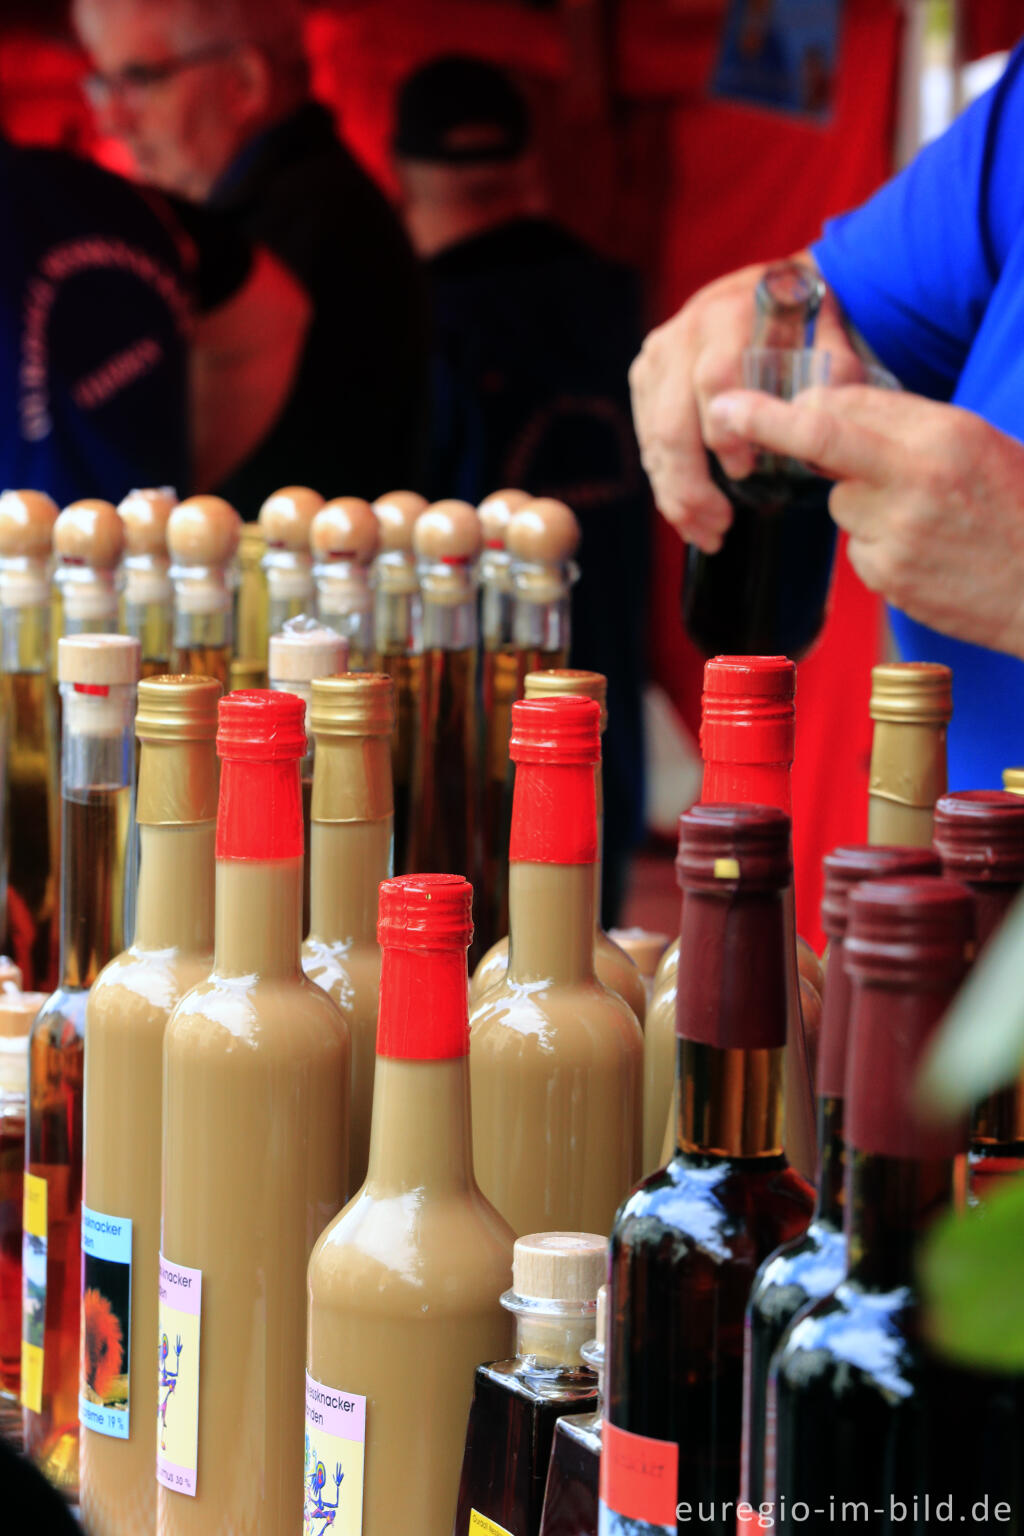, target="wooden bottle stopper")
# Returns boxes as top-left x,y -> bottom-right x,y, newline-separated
312,499 -> 380,566
54,498 -> 126,570
507,498 -> 581,564
259,485 -> 324,552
